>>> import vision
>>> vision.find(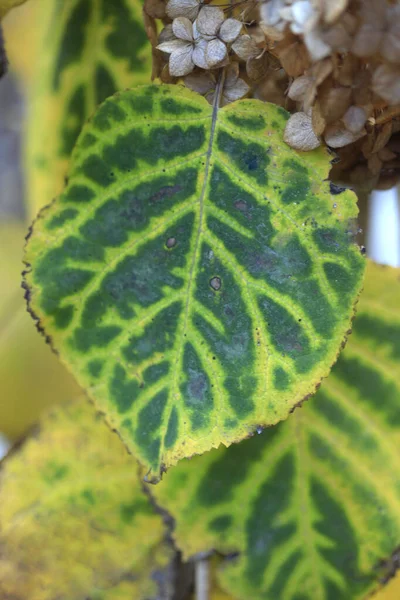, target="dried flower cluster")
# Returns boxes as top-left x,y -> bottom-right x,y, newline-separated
143,0 -> 400,191
154,3 -> 250,102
